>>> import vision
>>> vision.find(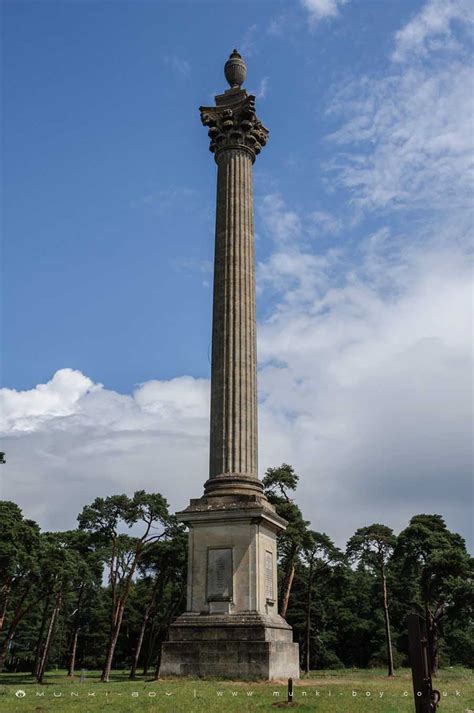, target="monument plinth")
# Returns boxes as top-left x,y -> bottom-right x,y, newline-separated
159,51 -> 300,679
